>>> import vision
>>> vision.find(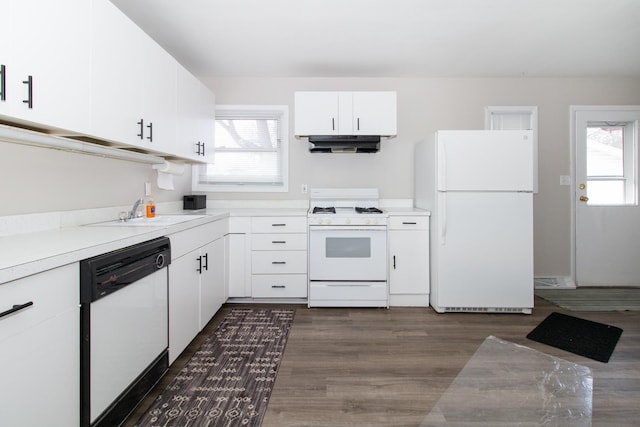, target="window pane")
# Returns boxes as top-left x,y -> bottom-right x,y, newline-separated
586,126 -> 624,176
586,180 -> 625,205
215,119 -> 278,150
205,151 -> 281,184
